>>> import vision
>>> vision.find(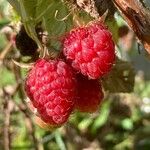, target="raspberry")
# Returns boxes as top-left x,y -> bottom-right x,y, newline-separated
75,75 -> 104,113
63,21 -> 115,79
25,59 -> 76,126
